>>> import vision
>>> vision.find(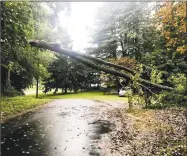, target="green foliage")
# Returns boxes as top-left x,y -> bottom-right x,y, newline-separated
2,84 -> 23,97
43,55 -> 100,94
90,2 -> 154,61
147,73 -> 187,108
131,64 -> 143,87
1,2 -> 47,93
150,68 -> 164,84
90,1 -> 187,108
1,1 -> 70,96
1,1 -> 186,109
168,73 -> 186,93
